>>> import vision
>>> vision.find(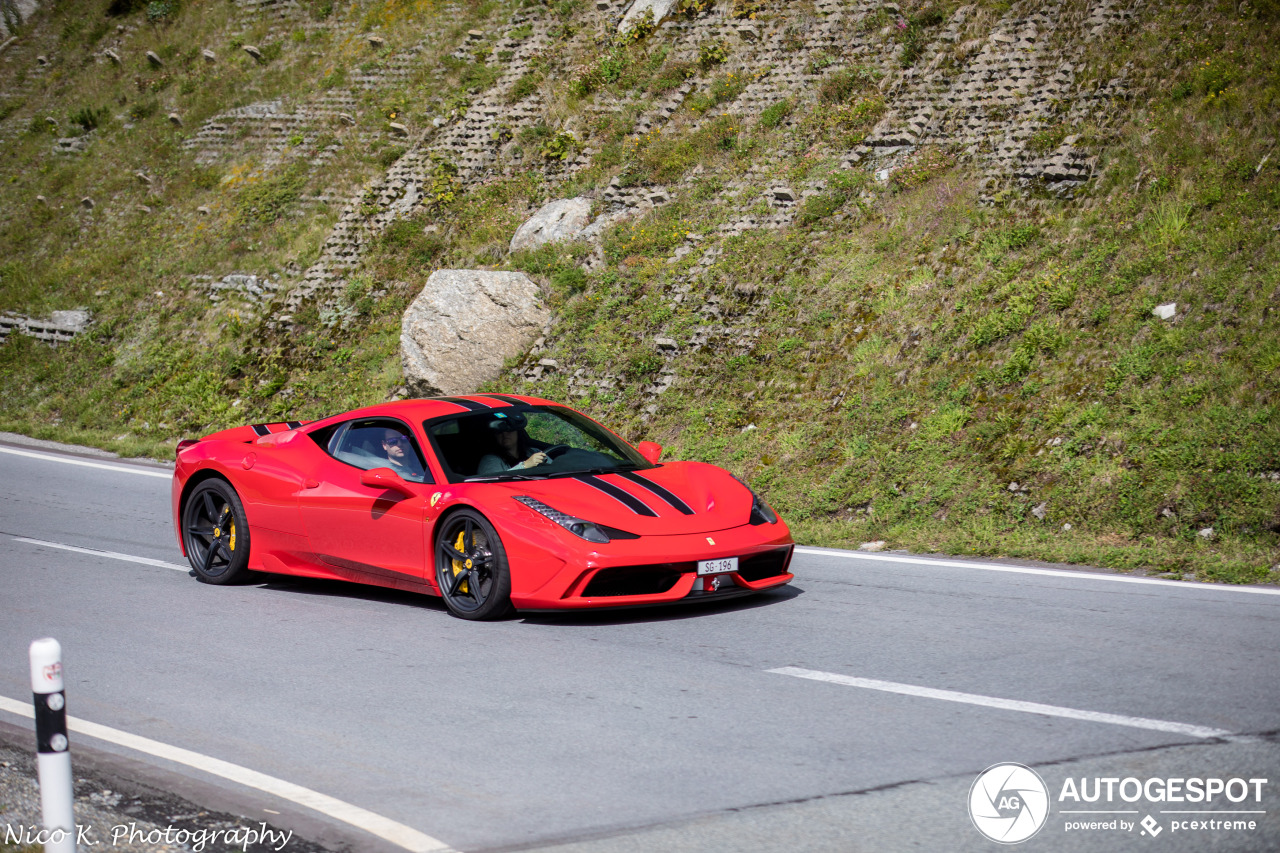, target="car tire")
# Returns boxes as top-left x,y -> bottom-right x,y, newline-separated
434,509 -> 514,620
182,479 -> 252,585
